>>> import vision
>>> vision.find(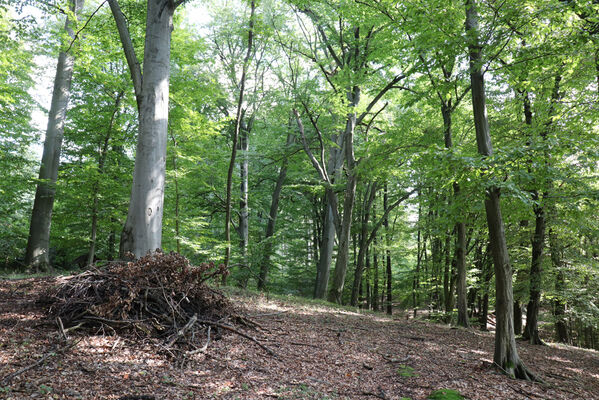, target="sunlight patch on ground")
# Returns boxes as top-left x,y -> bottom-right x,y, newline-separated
545,355 -> 573,364
1,312 -> 40,321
